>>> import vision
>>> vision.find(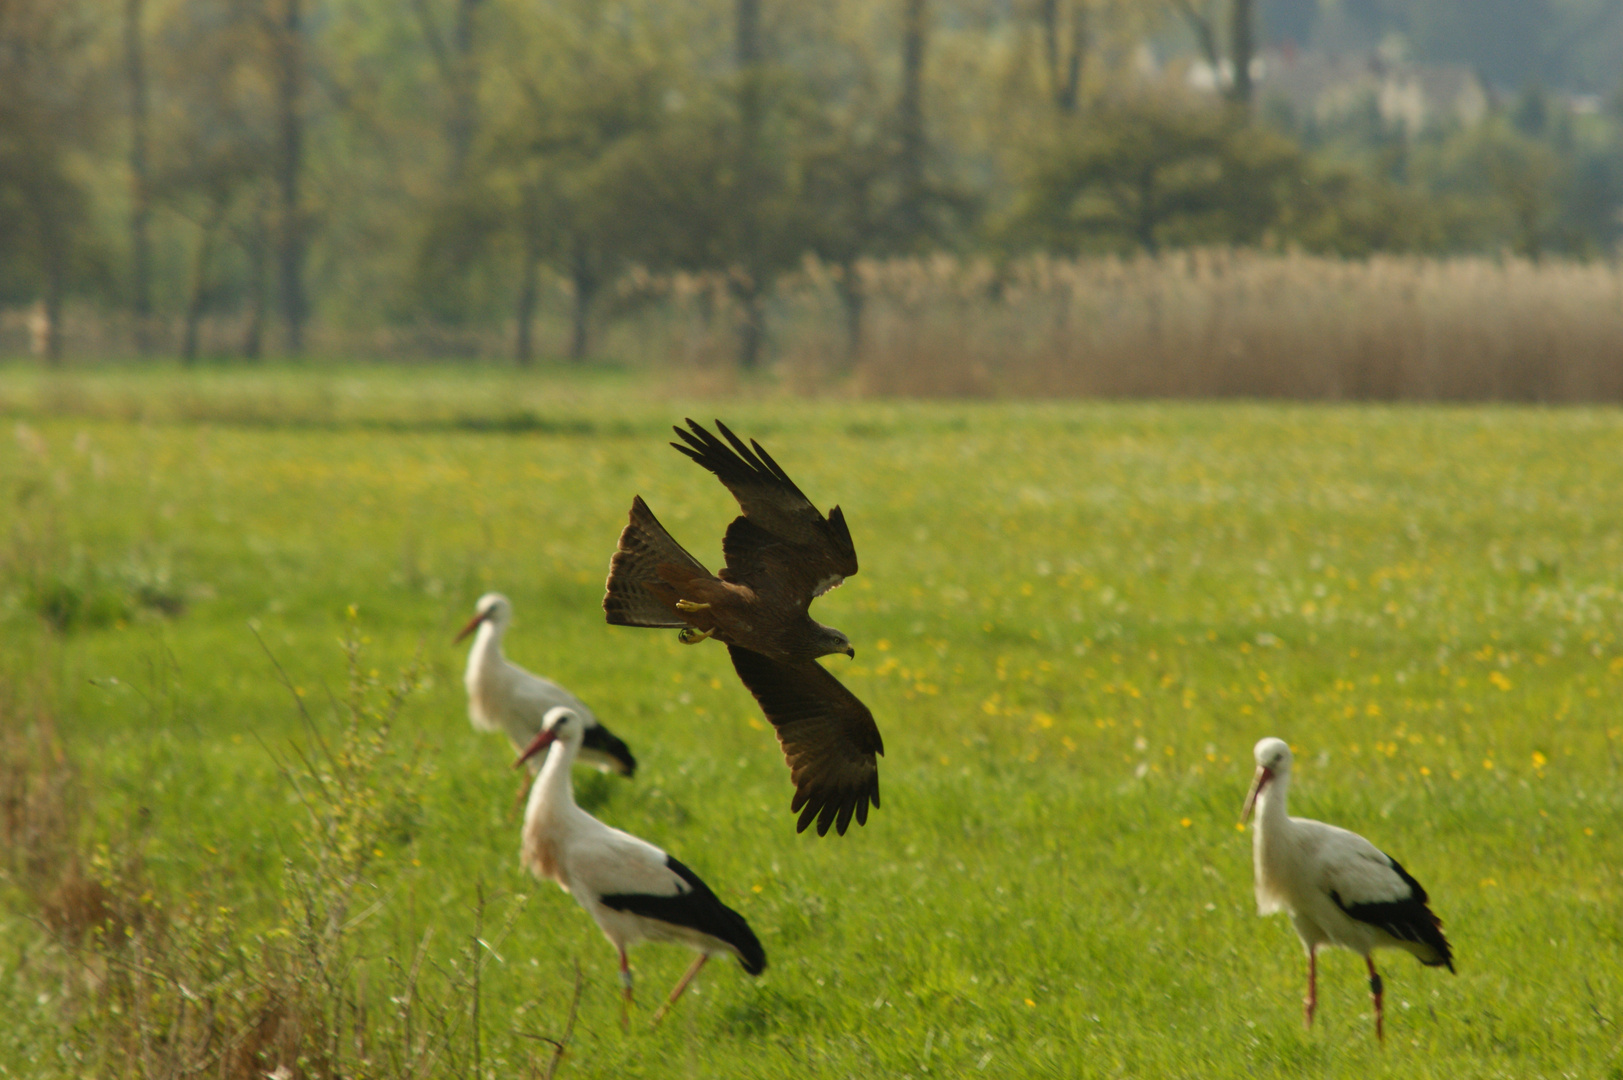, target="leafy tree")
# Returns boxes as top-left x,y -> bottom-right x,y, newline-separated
0,0 -> 109,361
150,0 -> 280,361
468,0 -> 684,361
1004,94 -> 1304,253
